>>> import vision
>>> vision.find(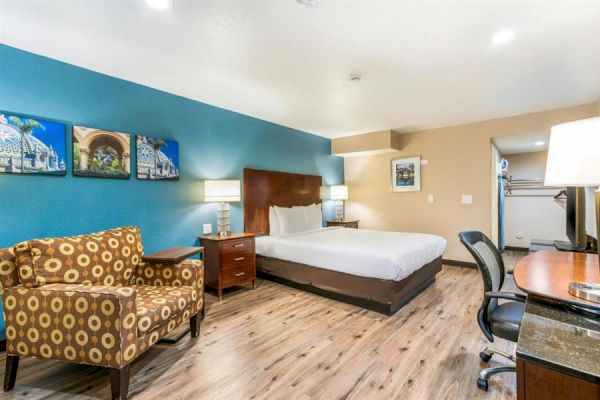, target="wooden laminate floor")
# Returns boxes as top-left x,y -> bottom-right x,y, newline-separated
0,265 -> 518,400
